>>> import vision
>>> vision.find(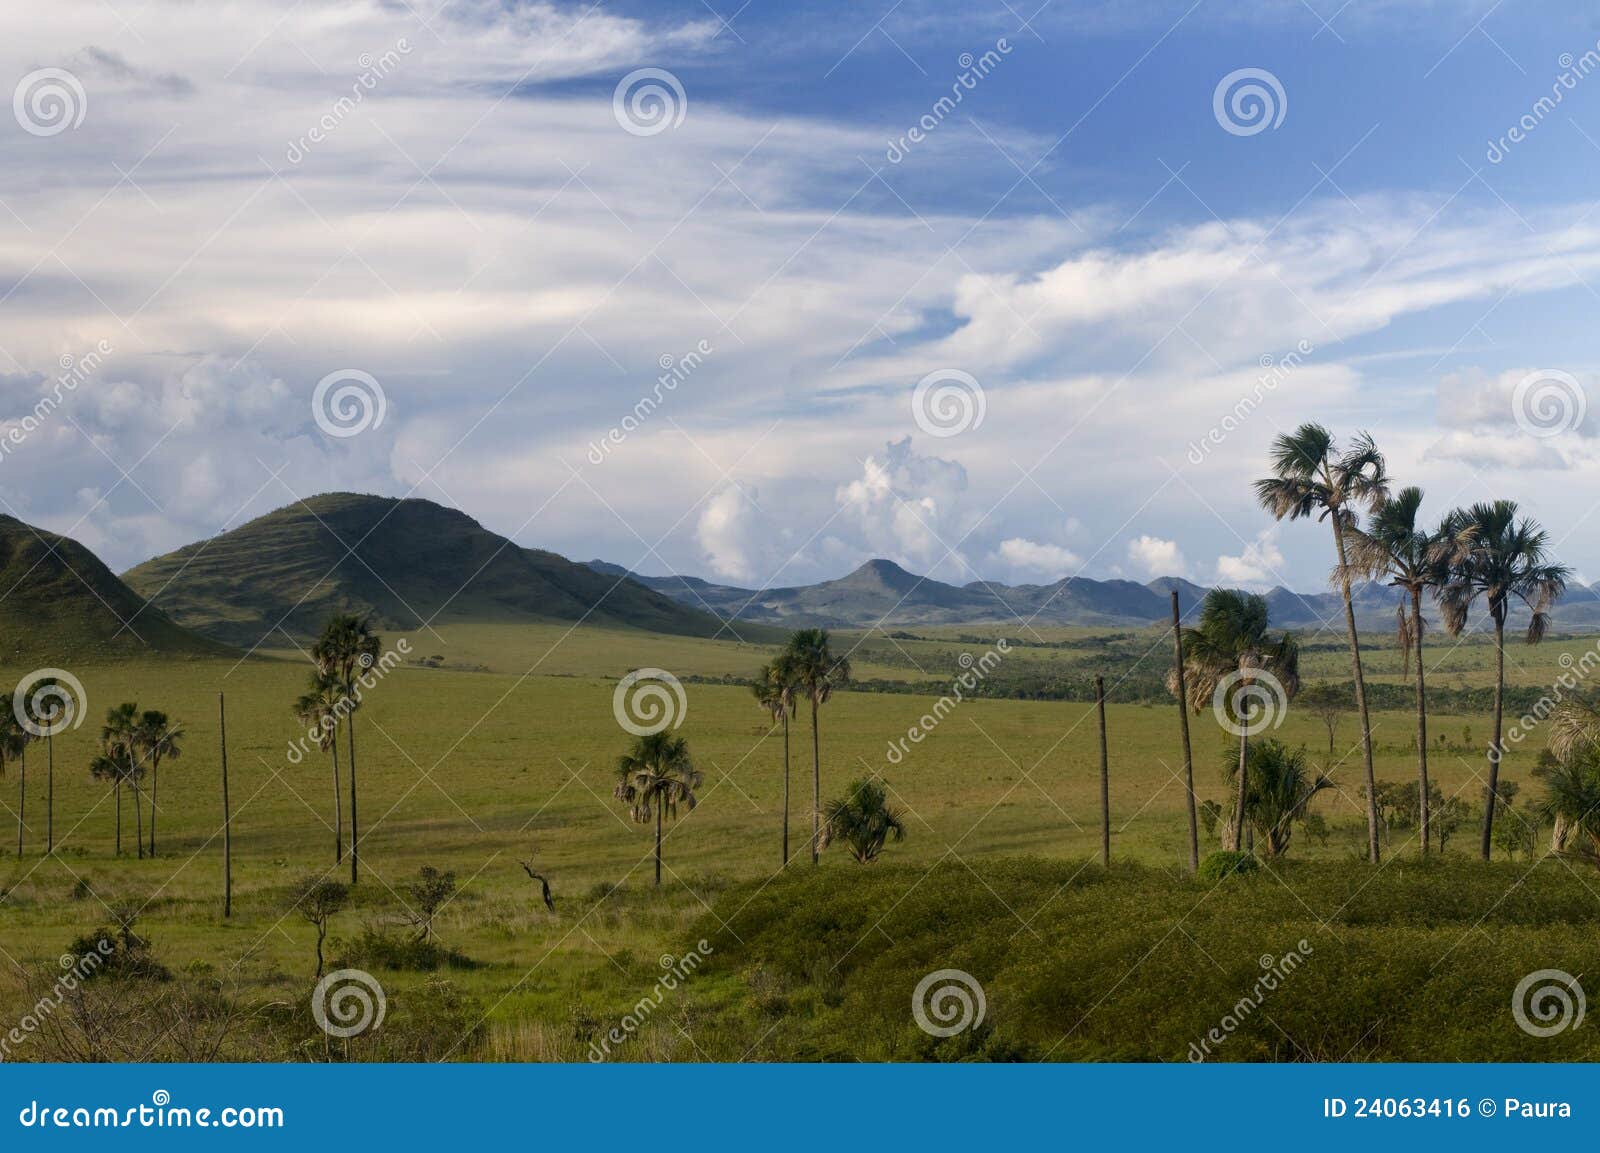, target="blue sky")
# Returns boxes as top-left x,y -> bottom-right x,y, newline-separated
3,0 -> 1600,594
